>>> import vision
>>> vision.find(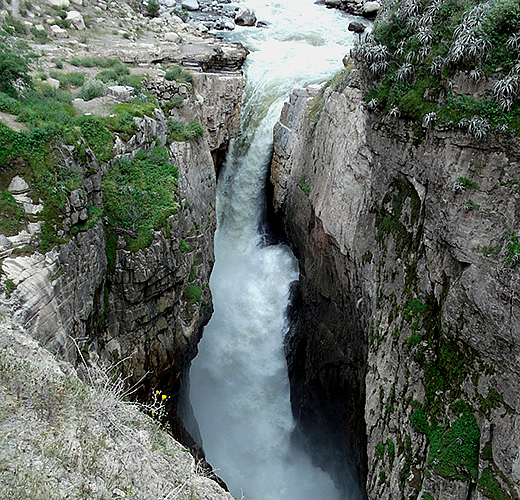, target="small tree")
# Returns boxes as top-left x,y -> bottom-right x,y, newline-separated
0,35 -> 36,96
145,0 -> 160,18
